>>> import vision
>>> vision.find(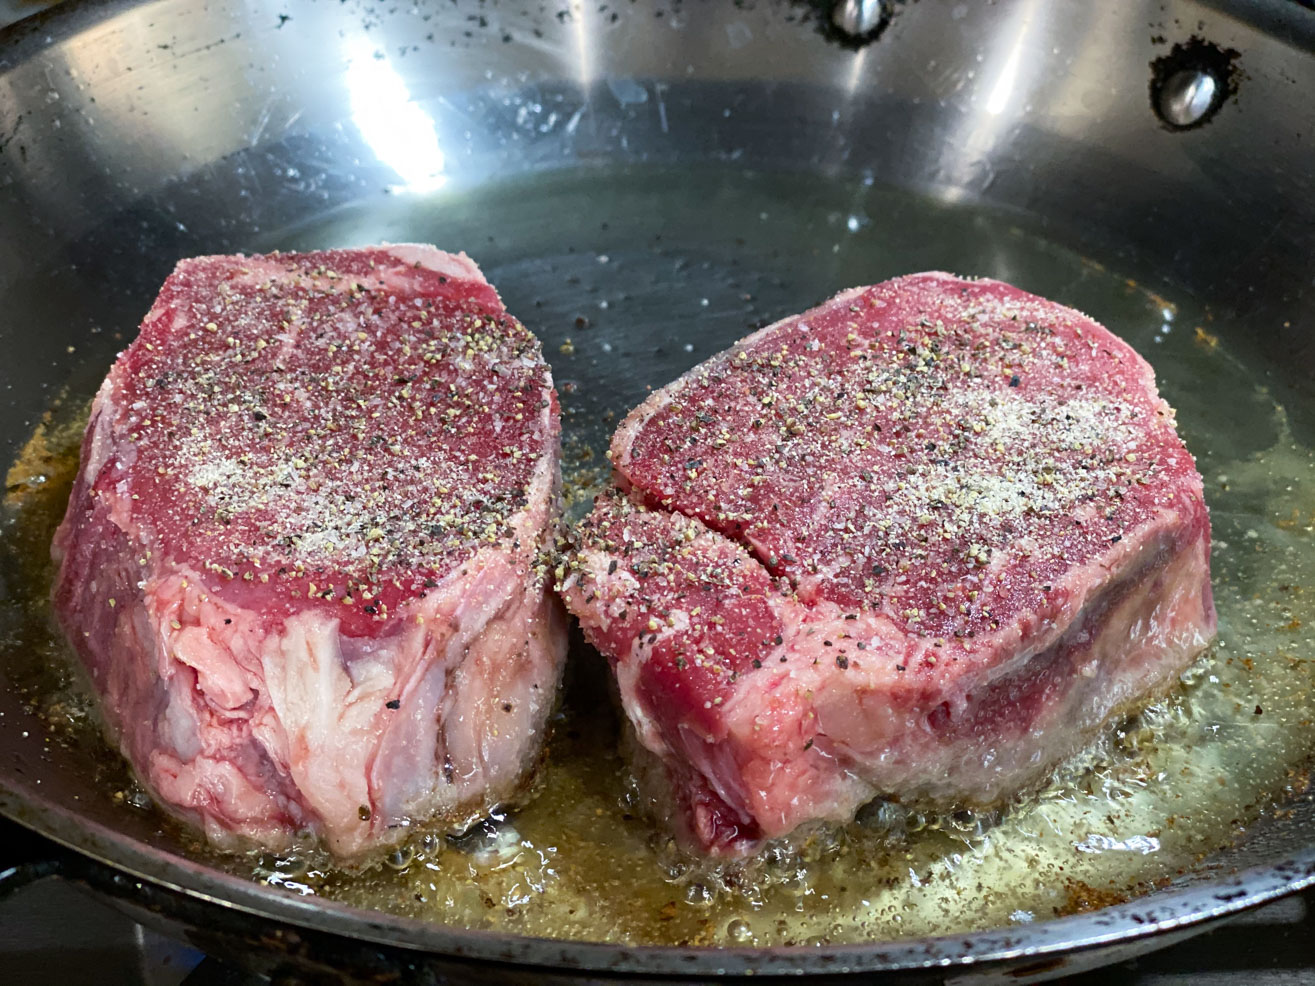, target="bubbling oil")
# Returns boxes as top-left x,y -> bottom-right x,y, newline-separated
2,168 -> 1313,948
